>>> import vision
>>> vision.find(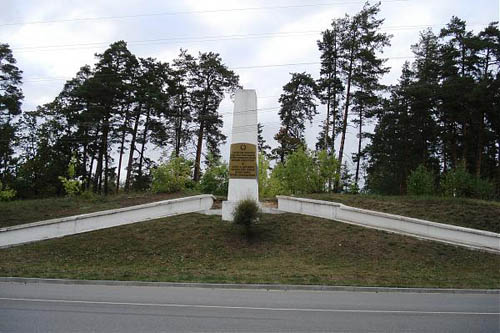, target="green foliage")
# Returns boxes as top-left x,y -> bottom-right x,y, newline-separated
317,150 -> 339,192
258,153 -> 271,198
471,178 -> 496,201
267,162 -> 289,197
348,183 -> 360,194
441,164 -> 495,200
58,156 -> 82,197
199,154 -> 228,196
407,164 -> 435,196
339,162 -> 354,193
0,180 -> 16,201
282,148 -> 321,194
80,190 -> 101,202
267,148 -> 339,196
233,199 -> 260,238
151,156 -> 192,193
